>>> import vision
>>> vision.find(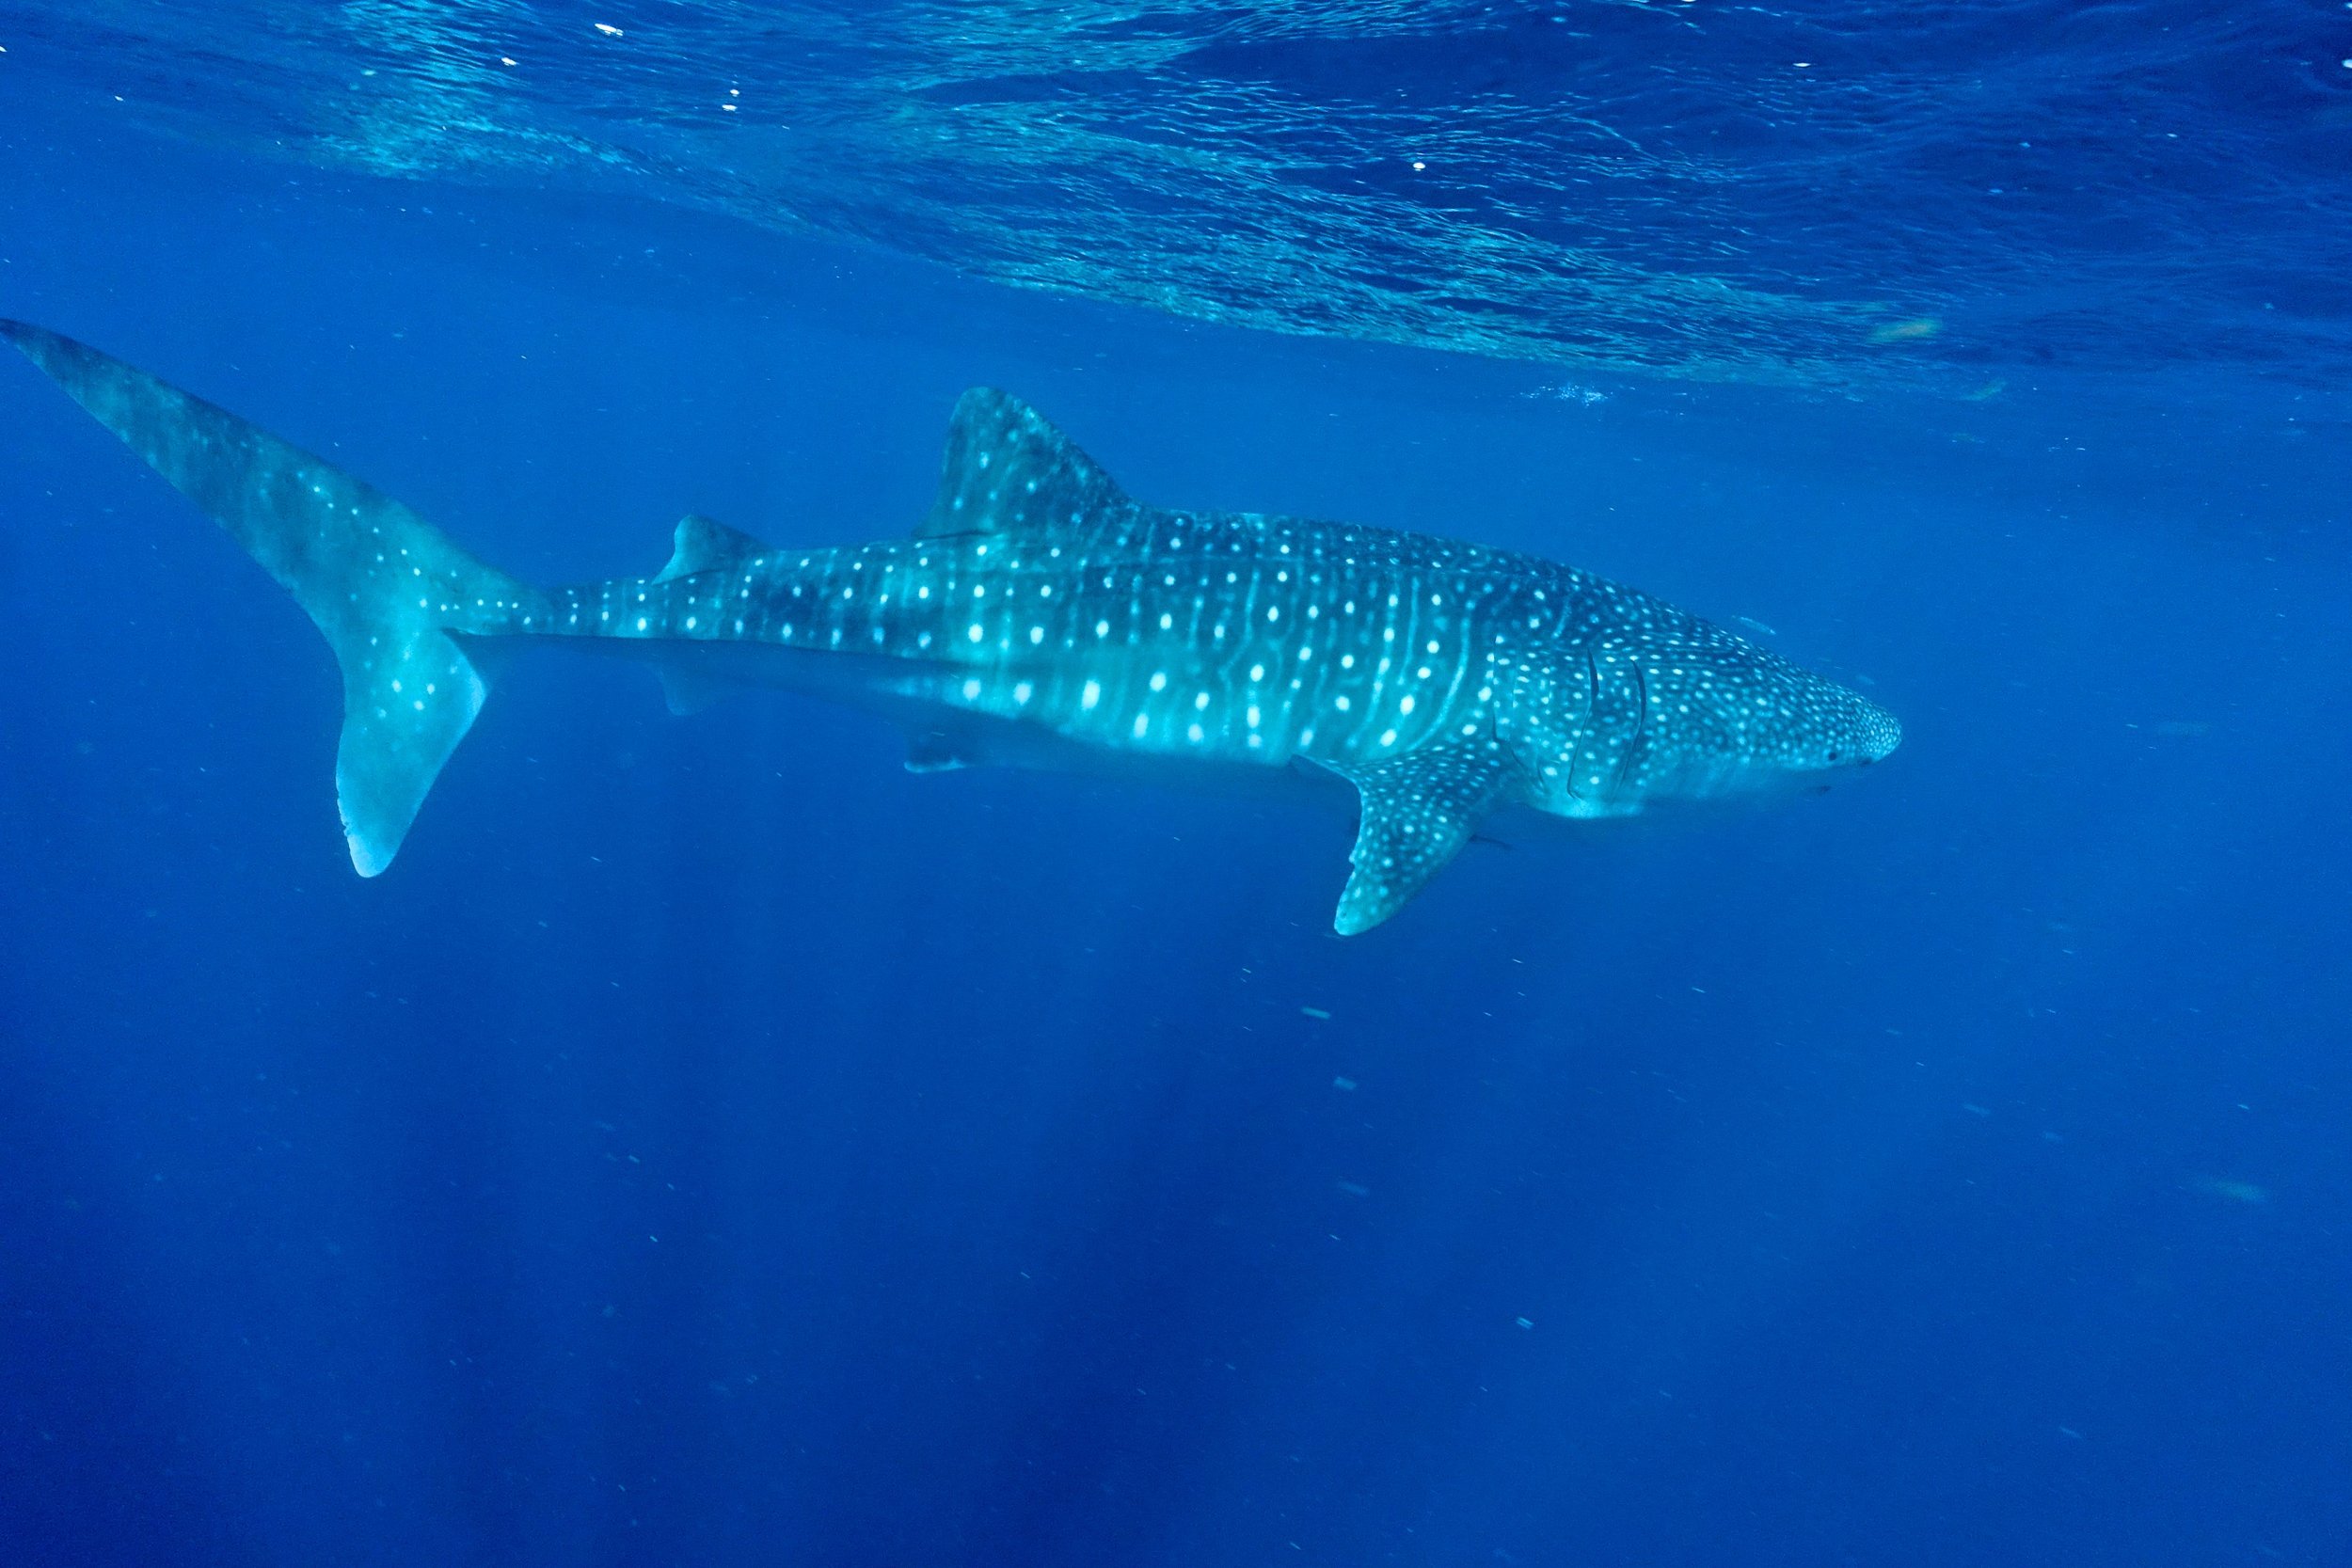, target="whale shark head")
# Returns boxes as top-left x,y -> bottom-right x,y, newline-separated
1517,629 -> 1899,816
1759,670 -> 1903,773
1644,651 -> 1900,800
